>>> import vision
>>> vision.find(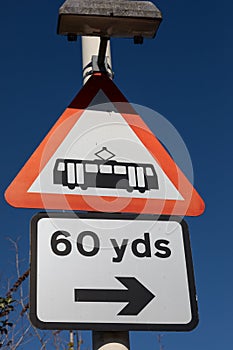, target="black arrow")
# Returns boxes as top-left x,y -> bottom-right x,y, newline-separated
74,277 -> 155,316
